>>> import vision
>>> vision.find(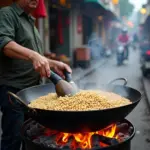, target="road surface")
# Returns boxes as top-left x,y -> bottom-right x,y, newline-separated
78,49 -> 150,150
